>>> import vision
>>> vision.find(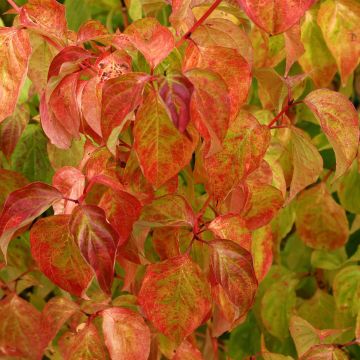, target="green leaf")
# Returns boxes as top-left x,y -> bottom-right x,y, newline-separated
65,0 -> 91,31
